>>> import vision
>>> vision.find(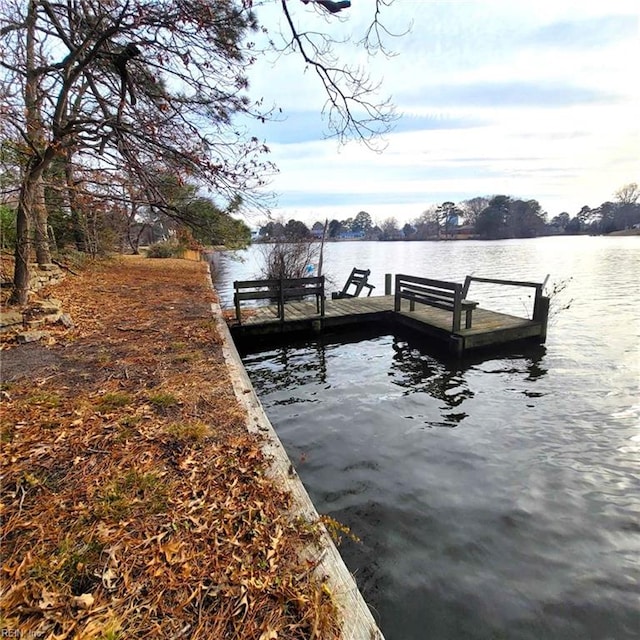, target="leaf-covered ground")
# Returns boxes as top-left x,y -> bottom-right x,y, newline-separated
0,256 -> 339,639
